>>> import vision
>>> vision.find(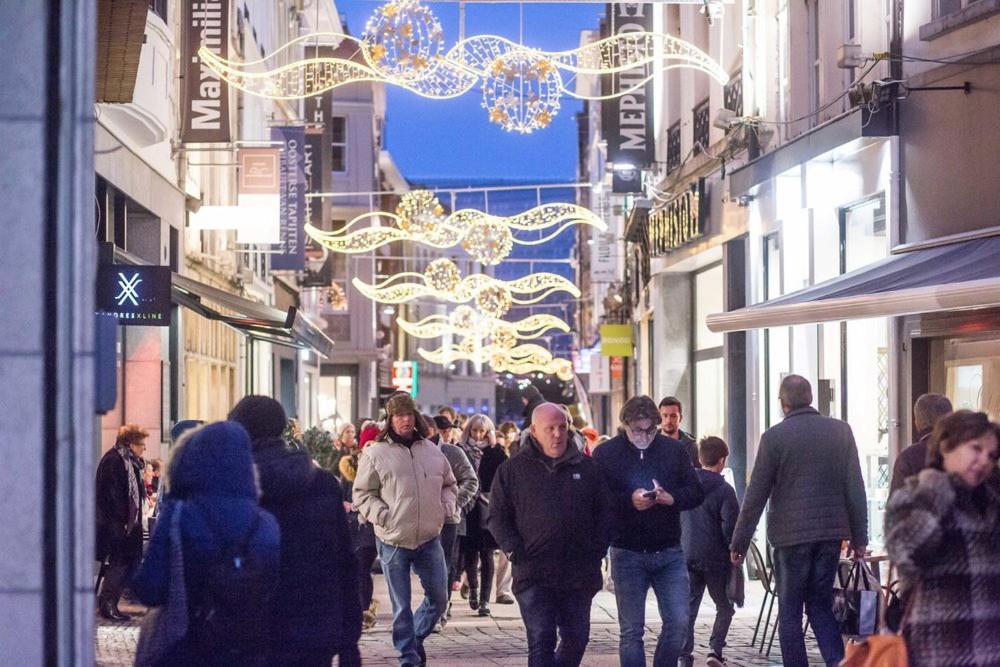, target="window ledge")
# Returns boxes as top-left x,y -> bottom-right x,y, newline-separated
920,0 -> 1000,40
